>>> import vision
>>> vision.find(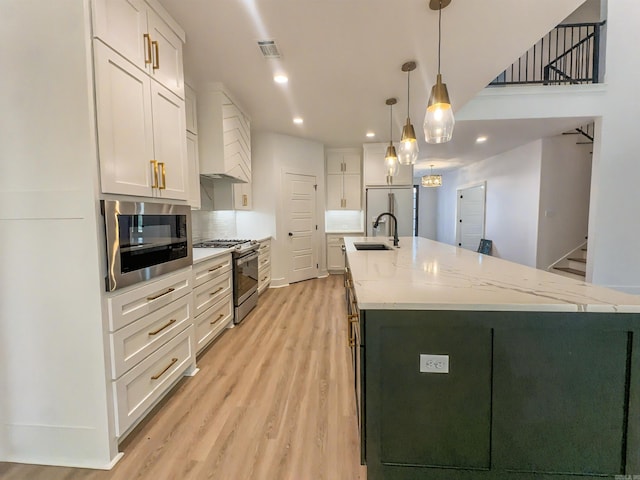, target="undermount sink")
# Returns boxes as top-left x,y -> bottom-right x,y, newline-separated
353,242 -> 392,251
